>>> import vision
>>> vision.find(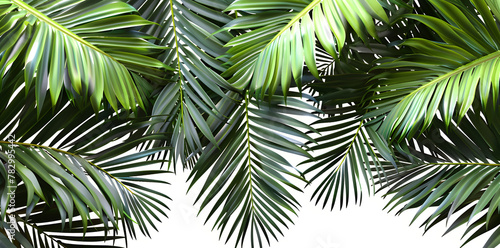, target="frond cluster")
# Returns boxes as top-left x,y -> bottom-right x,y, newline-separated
1,0 -> 500,247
